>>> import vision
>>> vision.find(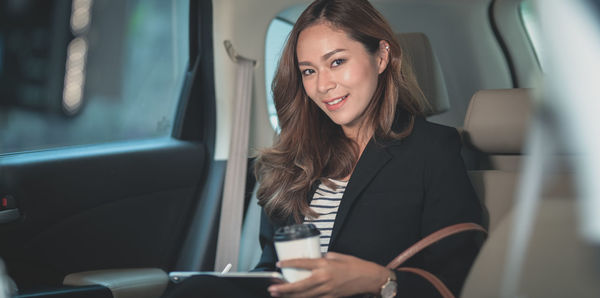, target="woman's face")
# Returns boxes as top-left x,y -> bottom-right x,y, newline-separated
296,23 -> 388,136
